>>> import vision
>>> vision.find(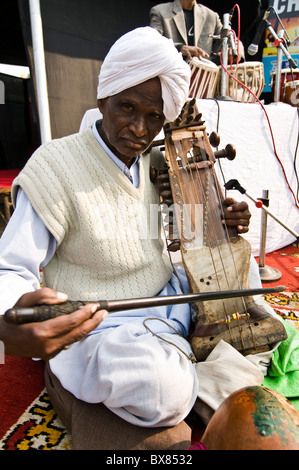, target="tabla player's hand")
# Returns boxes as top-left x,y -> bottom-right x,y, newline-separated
1,288 -> 107,360
181,45 -> 209,61
223,197 -> 251,234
